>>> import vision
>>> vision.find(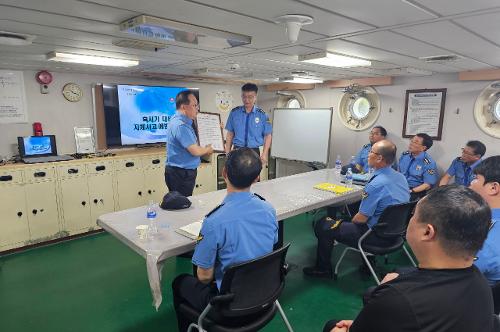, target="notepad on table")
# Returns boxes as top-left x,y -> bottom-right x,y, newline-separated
313,183 -> 353,195
176,220 -> 203,240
